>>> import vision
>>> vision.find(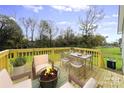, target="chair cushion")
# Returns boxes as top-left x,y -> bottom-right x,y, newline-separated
60,82 -> 74,88
14,79 -> 32,88
0,69 -> 13,88
61,58 -> 70,63
34,54 -> 48,66
83,78 -> 96,88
